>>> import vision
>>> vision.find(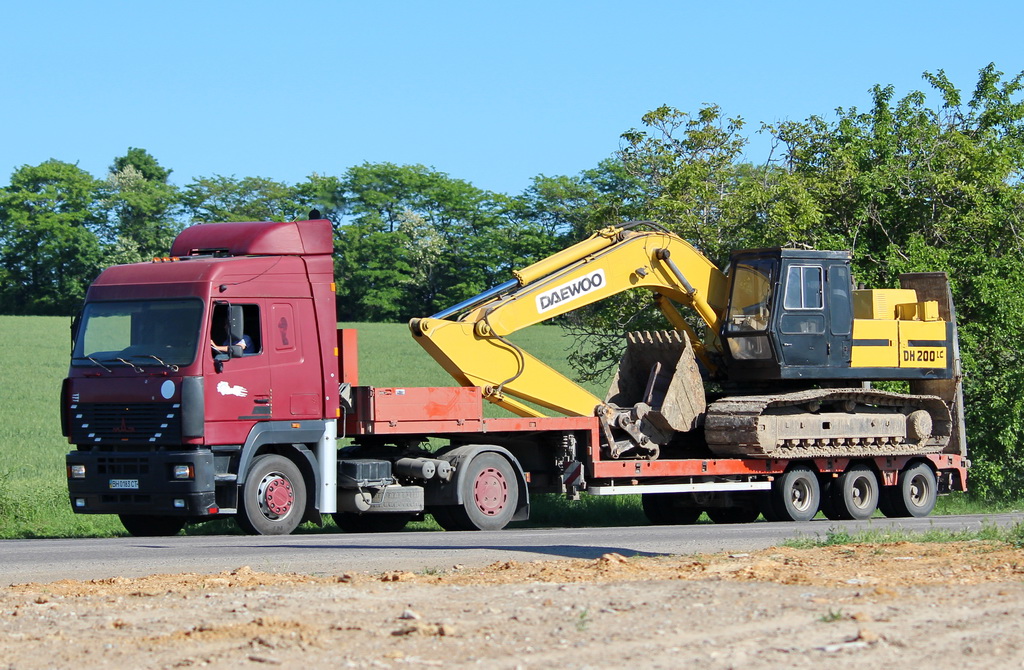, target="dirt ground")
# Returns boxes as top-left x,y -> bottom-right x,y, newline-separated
3,541 -> 1024,669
